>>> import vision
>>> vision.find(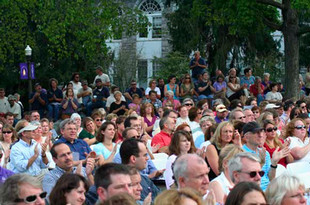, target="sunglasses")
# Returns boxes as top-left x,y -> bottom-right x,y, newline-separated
239,170 -> 265,178
95,119 -> 103,122
295,125 -> 306,130
185,104 -> 193,106
2,131 -> 12,134
15,191 -> 47,203
265,127 -> 277,132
